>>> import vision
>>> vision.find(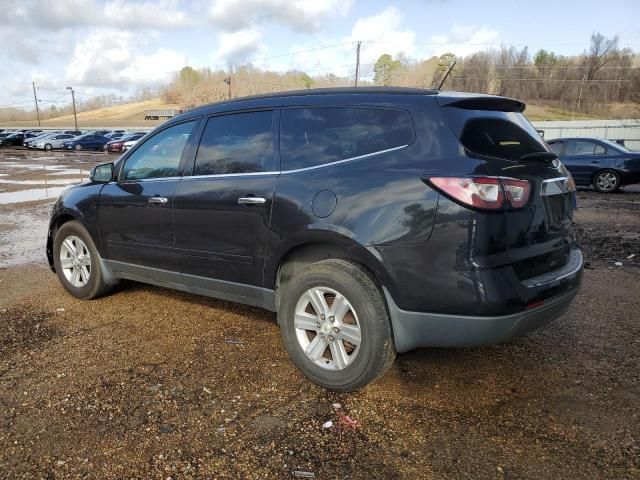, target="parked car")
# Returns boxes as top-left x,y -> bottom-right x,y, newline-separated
104,133 -> 146,153
0,131 -> 25,147
62,134 -> 109,151
47,88 -> 583,391
104,130 -> 128,139
24,130 -> 44,138
548,137 -> 640,192
121,138 -> 141,151
34,134 -> 76,150
105,132 -> 128,141
24,132 -> 58,148
62,130 -> 82,136
92,130 -> 112,137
